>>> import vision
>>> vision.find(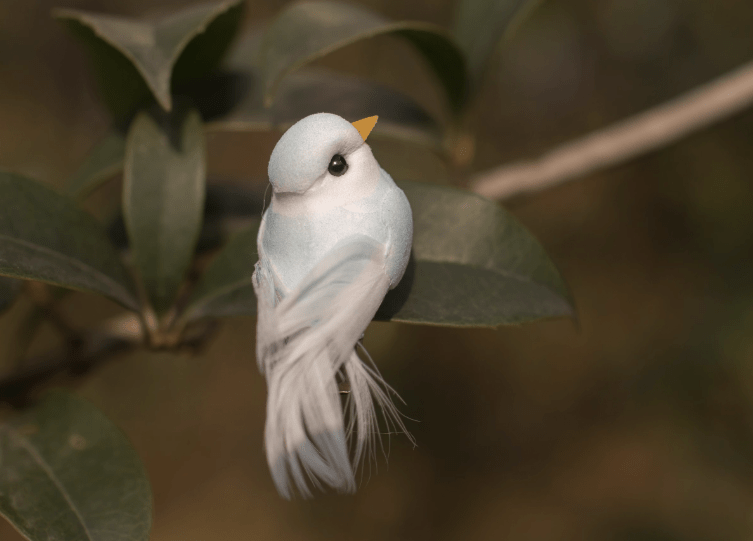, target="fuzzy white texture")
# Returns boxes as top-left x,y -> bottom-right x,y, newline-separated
253,112 -> 414,499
